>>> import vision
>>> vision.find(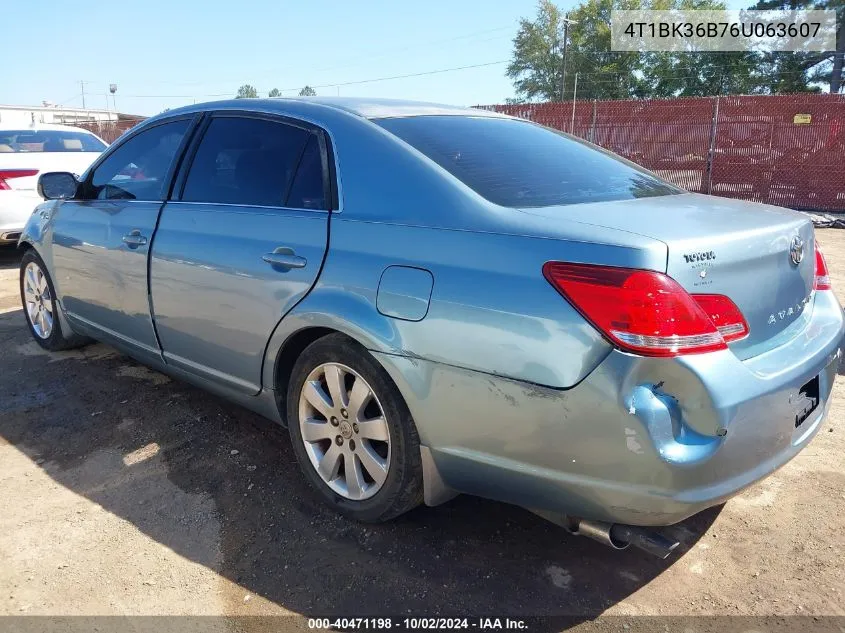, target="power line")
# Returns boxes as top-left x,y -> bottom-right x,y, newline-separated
117,60 -> 510,99
79,24 -> 517,91
566,49 -> 835,82
55,93 -> 82,107
308,25 -> 515,76
288,60 -> 510,91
